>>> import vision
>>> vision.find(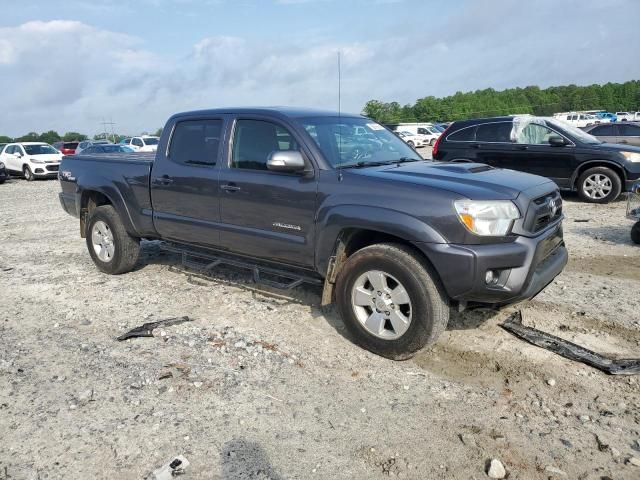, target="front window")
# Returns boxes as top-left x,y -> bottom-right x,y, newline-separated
299,117 -> 421,168
24,144 -> 58,155
142,137 -> 159,146
231,119 -> 298,171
